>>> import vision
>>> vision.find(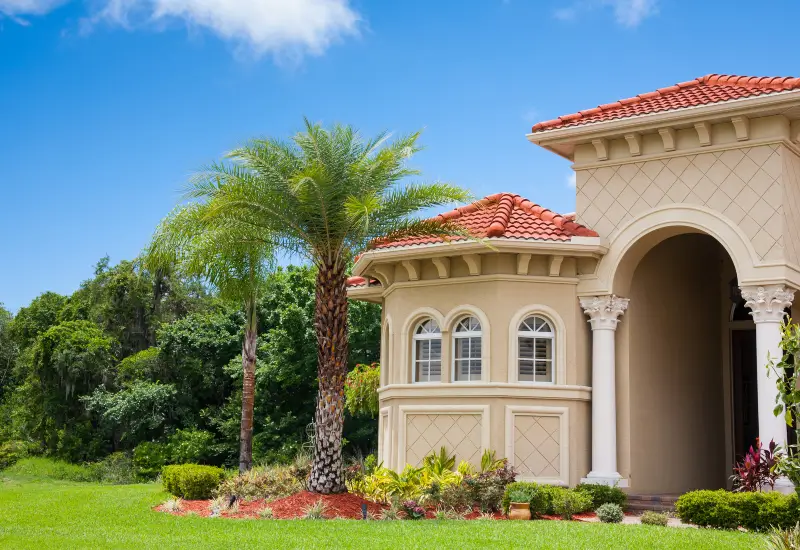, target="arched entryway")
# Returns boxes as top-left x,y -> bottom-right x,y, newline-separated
617,232 -> 735,494
578,204 -> 796,494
